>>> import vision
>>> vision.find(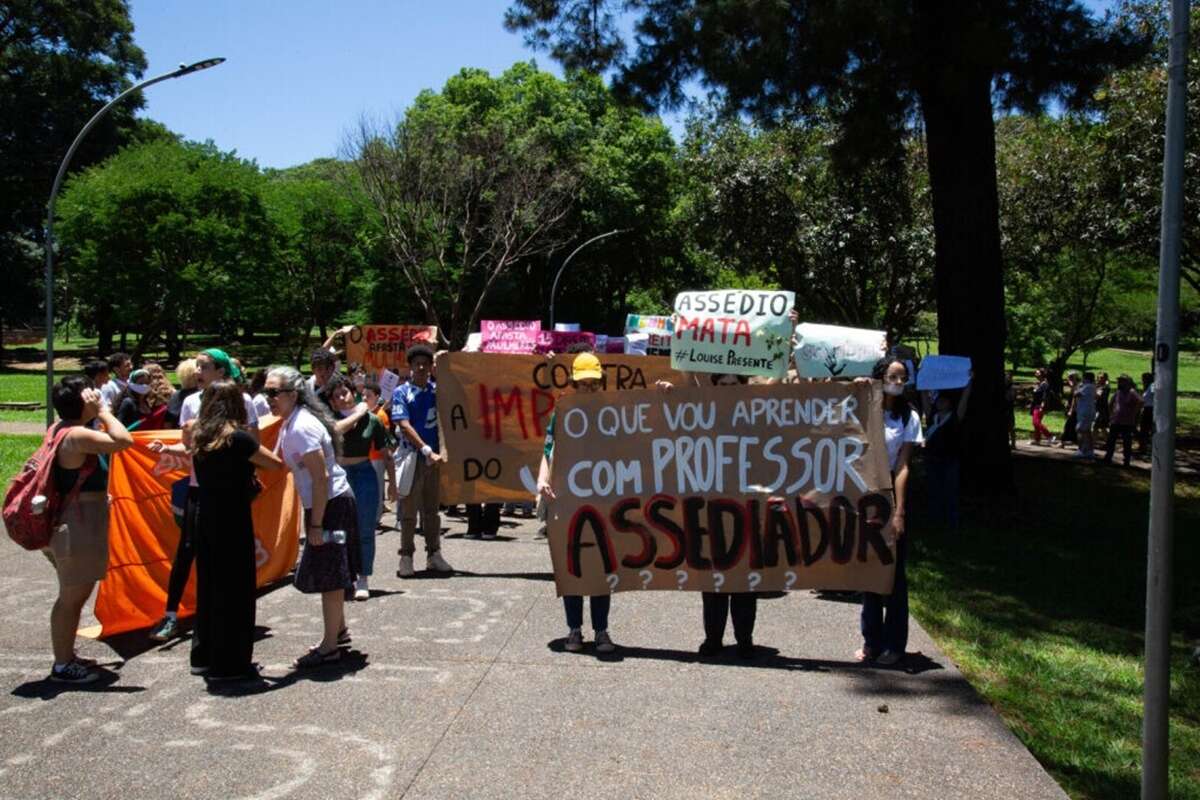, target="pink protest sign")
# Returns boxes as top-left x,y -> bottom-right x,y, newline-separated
533,330 -> 596,354
480,320 -> 541,354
